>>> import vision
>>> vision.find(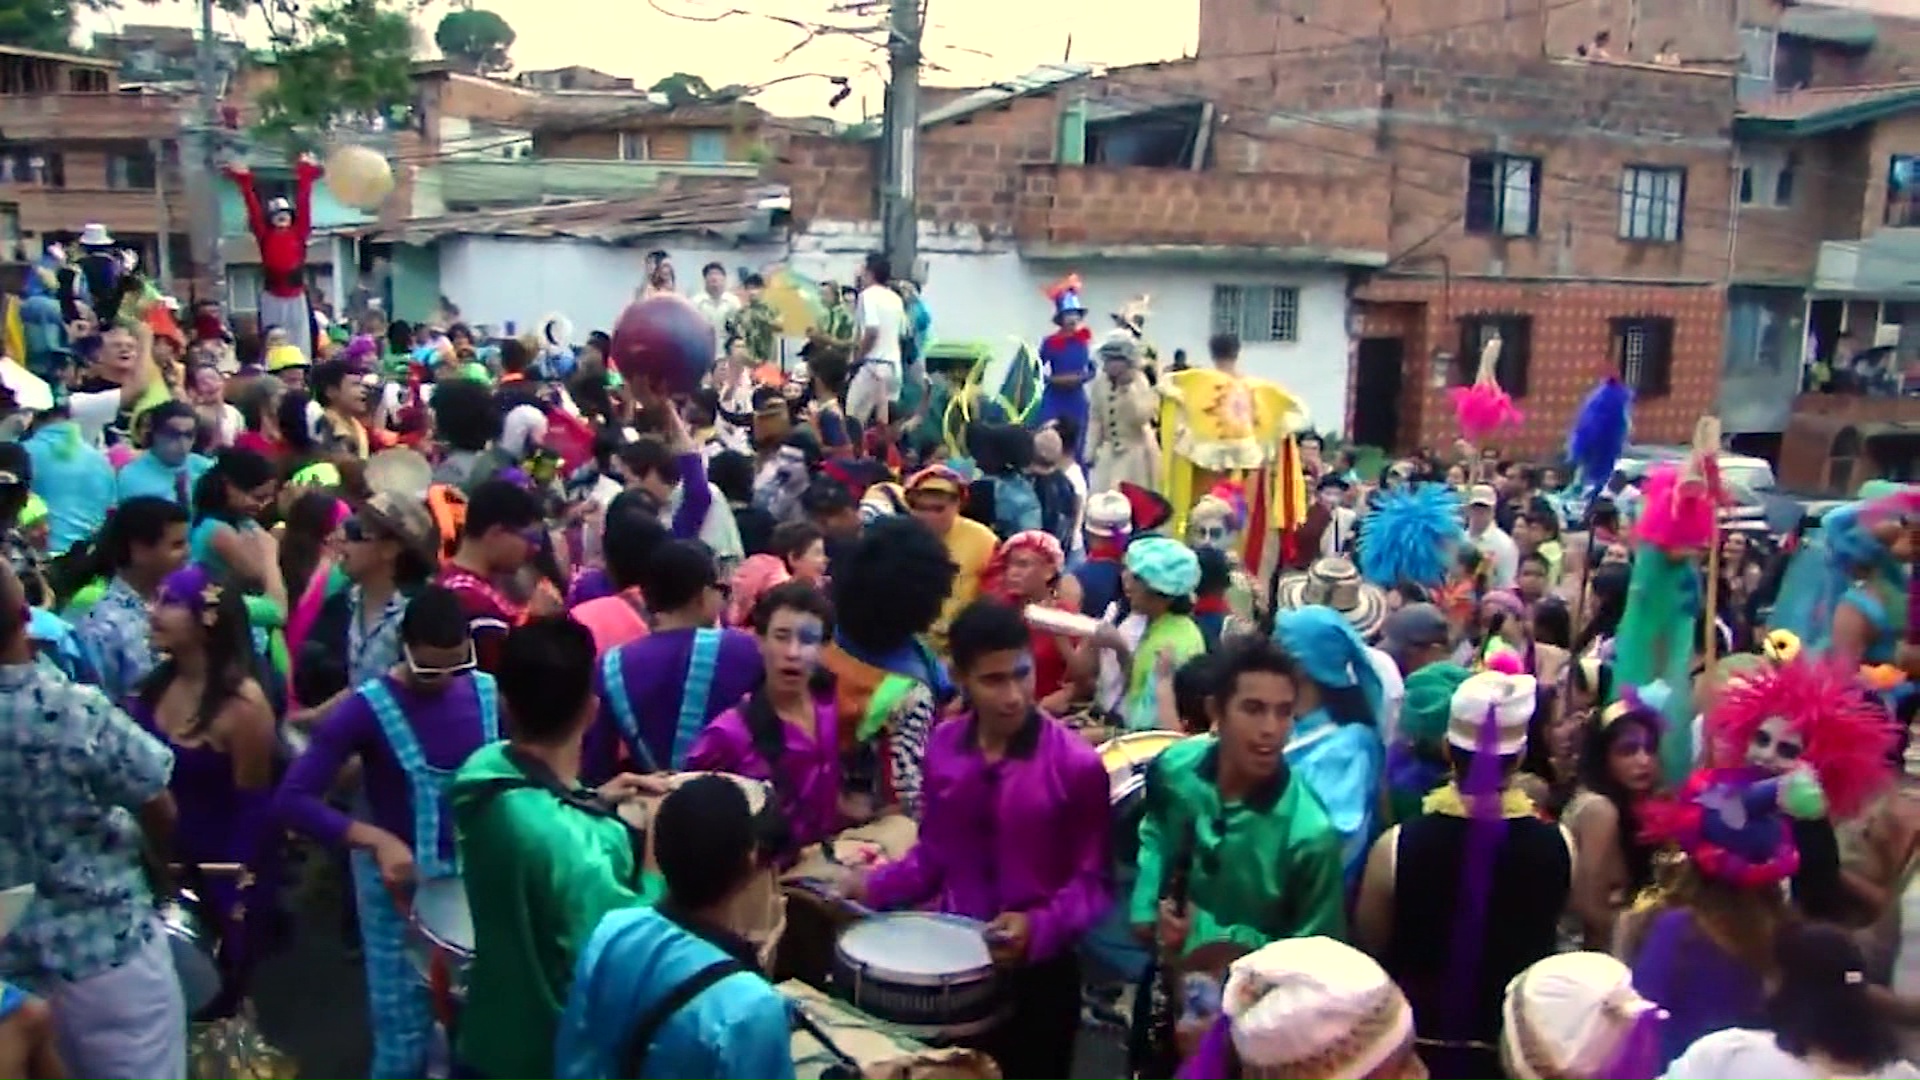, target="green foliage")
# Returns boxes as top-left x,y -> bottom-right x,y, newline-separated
253,0 -> 416,150
649,71 -> 713,107
433,7 -> 511,74
0,0 -> 75,54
